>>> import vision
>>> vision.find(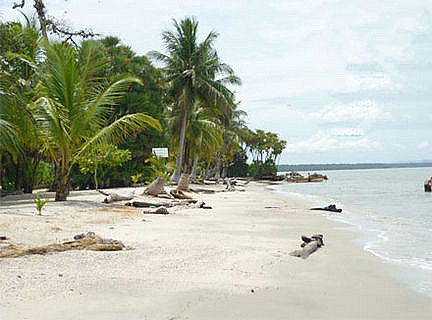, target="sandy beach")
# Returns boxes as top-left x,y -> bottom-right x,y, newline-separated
1,182 -> 431,320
